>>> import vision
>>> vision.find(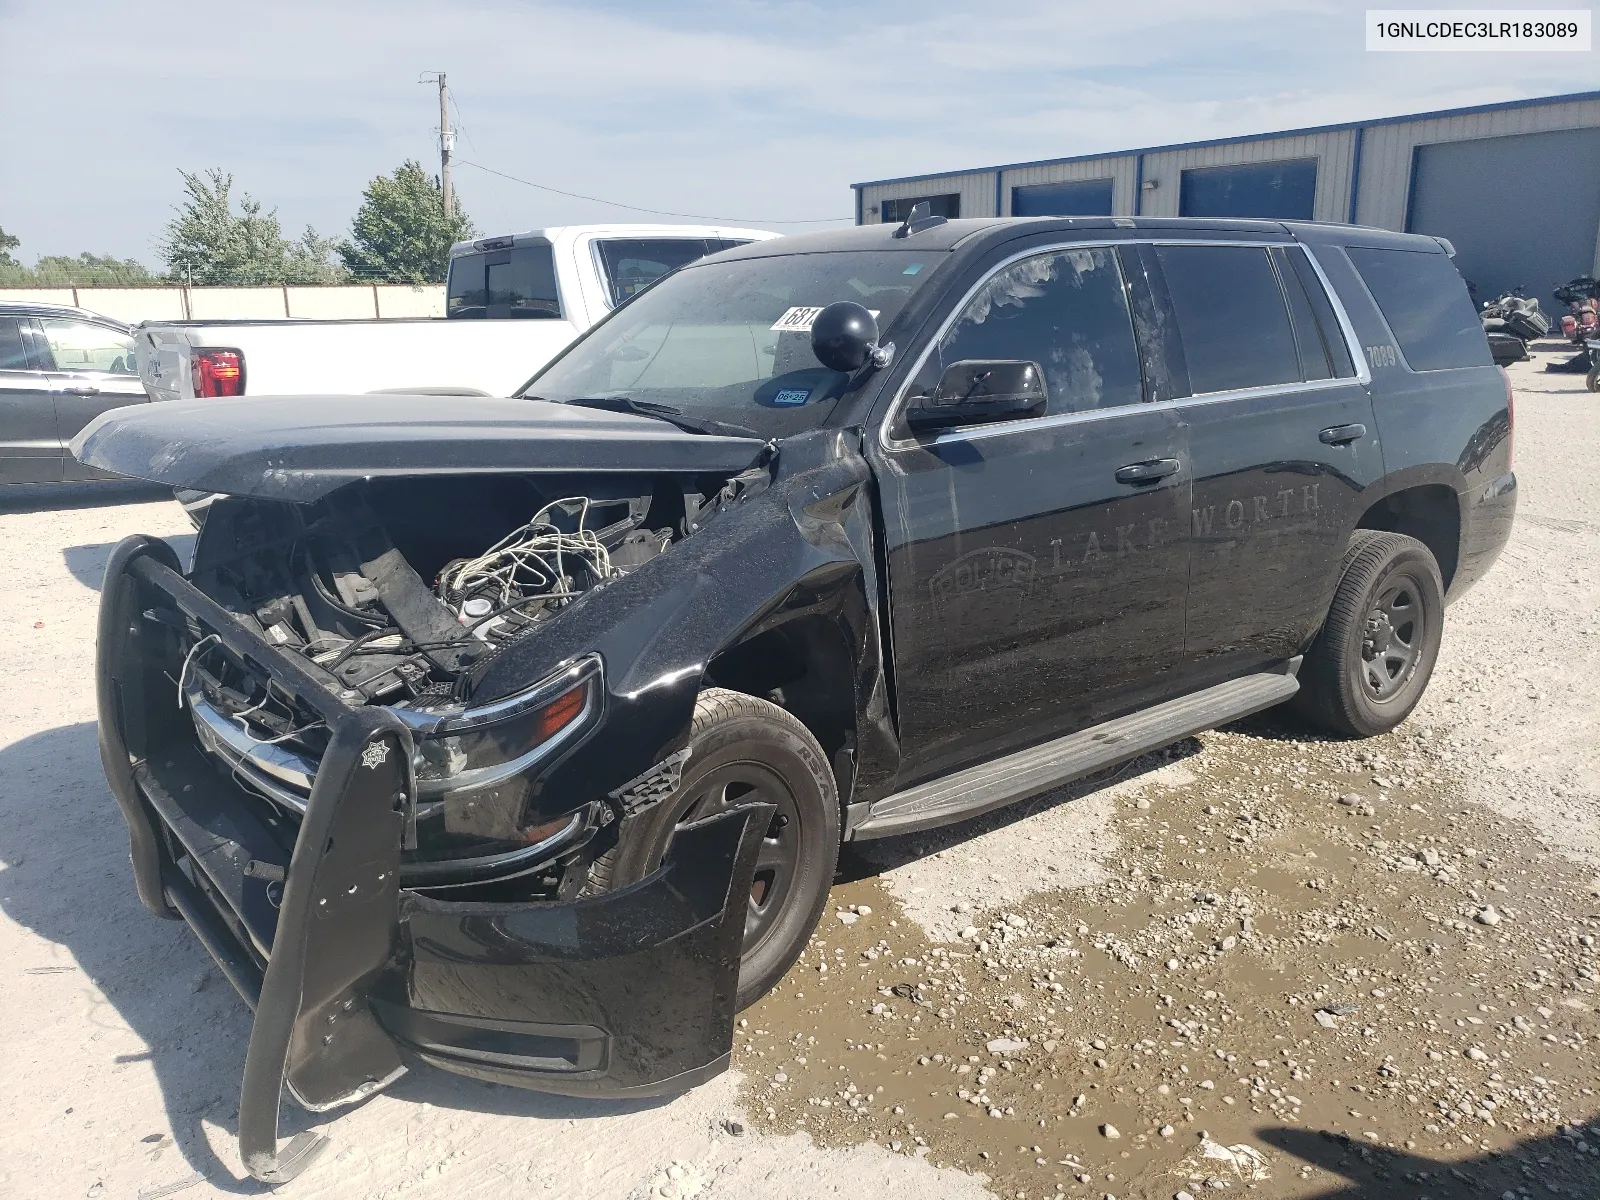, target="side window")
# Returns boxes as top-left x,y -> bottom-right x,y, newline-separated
38,319 -> 137,374
1344,246 -> 1490,371
1155,245 -> 1301,394
594,238 -> 721,307
1285,249 -> 1356,377
0,319 -> 31,371
1272,248 -> 1332,381
932,247 -> 1144,417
